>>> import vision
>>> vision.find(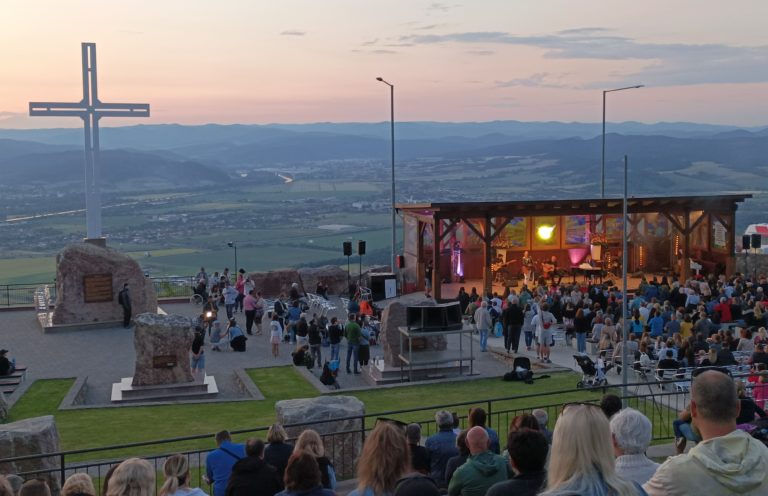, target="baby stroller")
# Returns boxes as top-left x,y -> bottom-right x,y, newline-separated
320,359 -> 340,389
574,354 -> 608,388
